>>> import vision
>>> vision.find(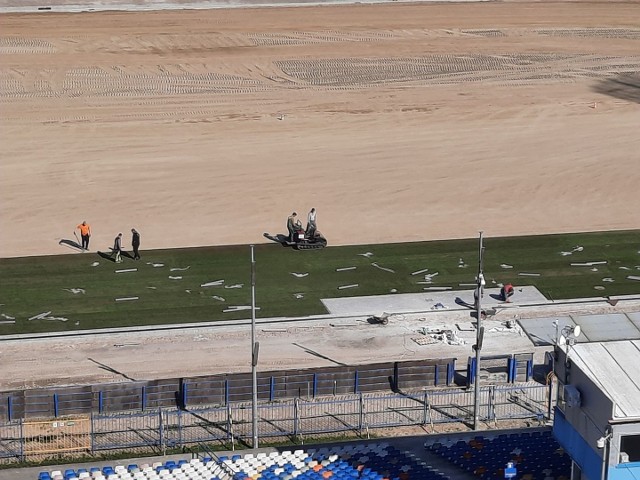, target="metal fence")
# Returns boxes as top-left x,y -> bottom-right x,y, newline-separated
0,358 -> 457,421
0,383 -> 552,464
